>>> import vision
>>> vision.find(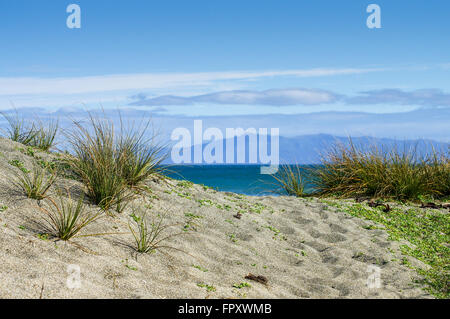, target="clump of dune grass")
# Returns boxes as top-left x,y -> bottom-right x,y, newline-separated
313,140 -> 449,201
65,114 -> 130,211
129,209 -> 181,254
39,191 -> 103,241
30,119 -> 59,151
0,111 -> 38,145
1,111 -> 59,151
118,119 -> 168,189
13,163 -> 56,200
65,112 -> 167,212
272,164 -> 306,197
424,151 -> 450,198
